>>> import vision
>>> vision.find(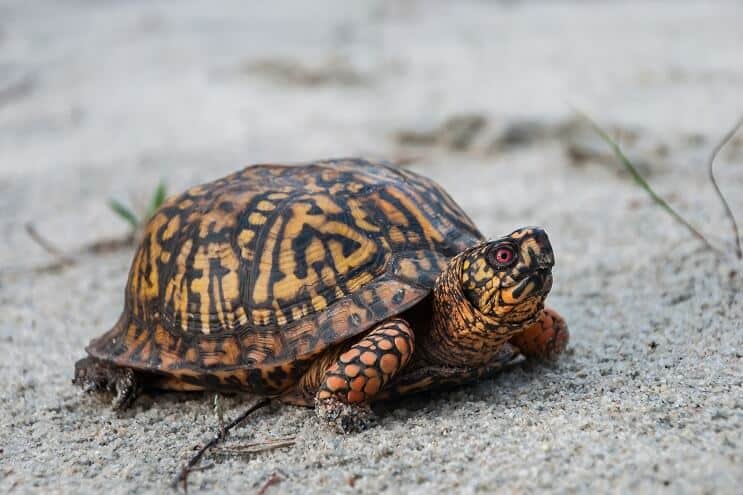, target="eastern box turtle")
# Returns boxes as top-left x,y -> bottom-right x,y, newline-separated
74,158 -> 568,432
